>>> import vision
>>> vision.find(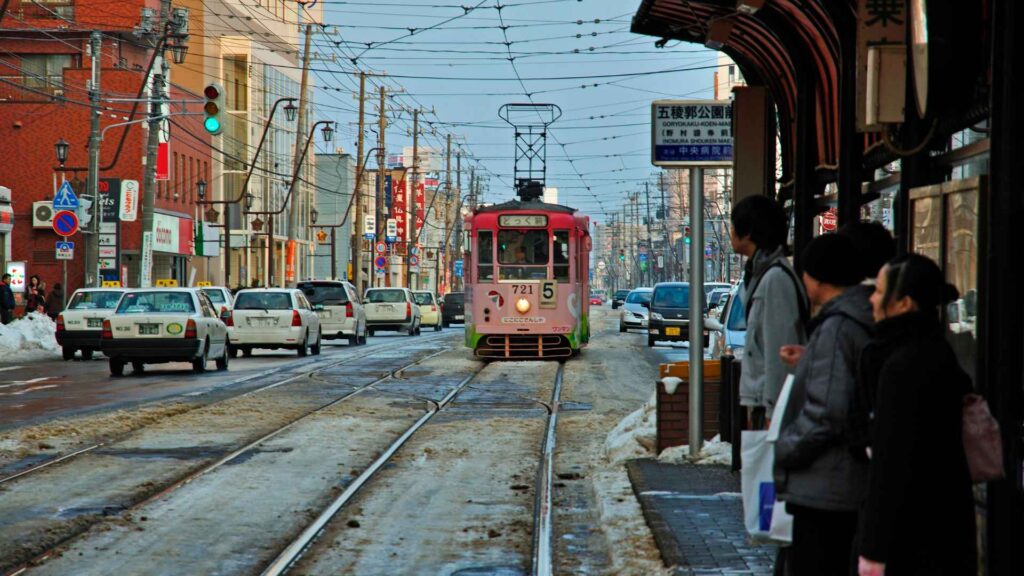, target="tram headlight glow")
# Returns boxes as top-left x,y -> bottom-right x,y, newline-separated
515,297 -> 531,314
